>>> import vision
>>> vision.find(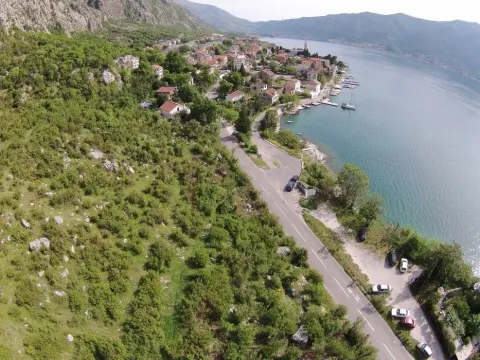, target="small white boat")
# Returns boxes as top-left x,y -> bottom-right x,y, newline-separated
286,120 -> 294,123
341,103 -> 356,110
304,105 -> 311,108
